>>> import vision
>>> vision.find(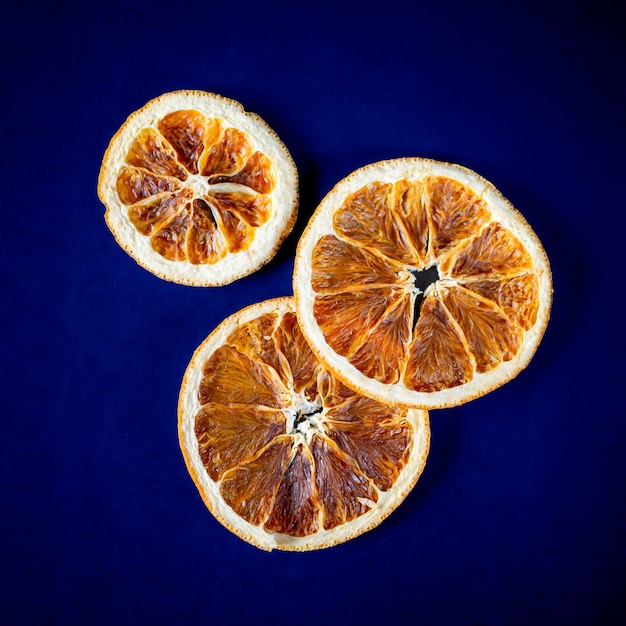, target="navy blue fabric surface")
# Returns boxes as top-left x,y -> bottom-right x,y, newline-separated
2,1 -> 624,624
